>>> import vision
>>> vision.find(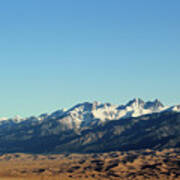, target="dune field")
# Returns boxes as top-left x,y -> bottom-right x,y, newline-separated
0,149 -> 179,180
